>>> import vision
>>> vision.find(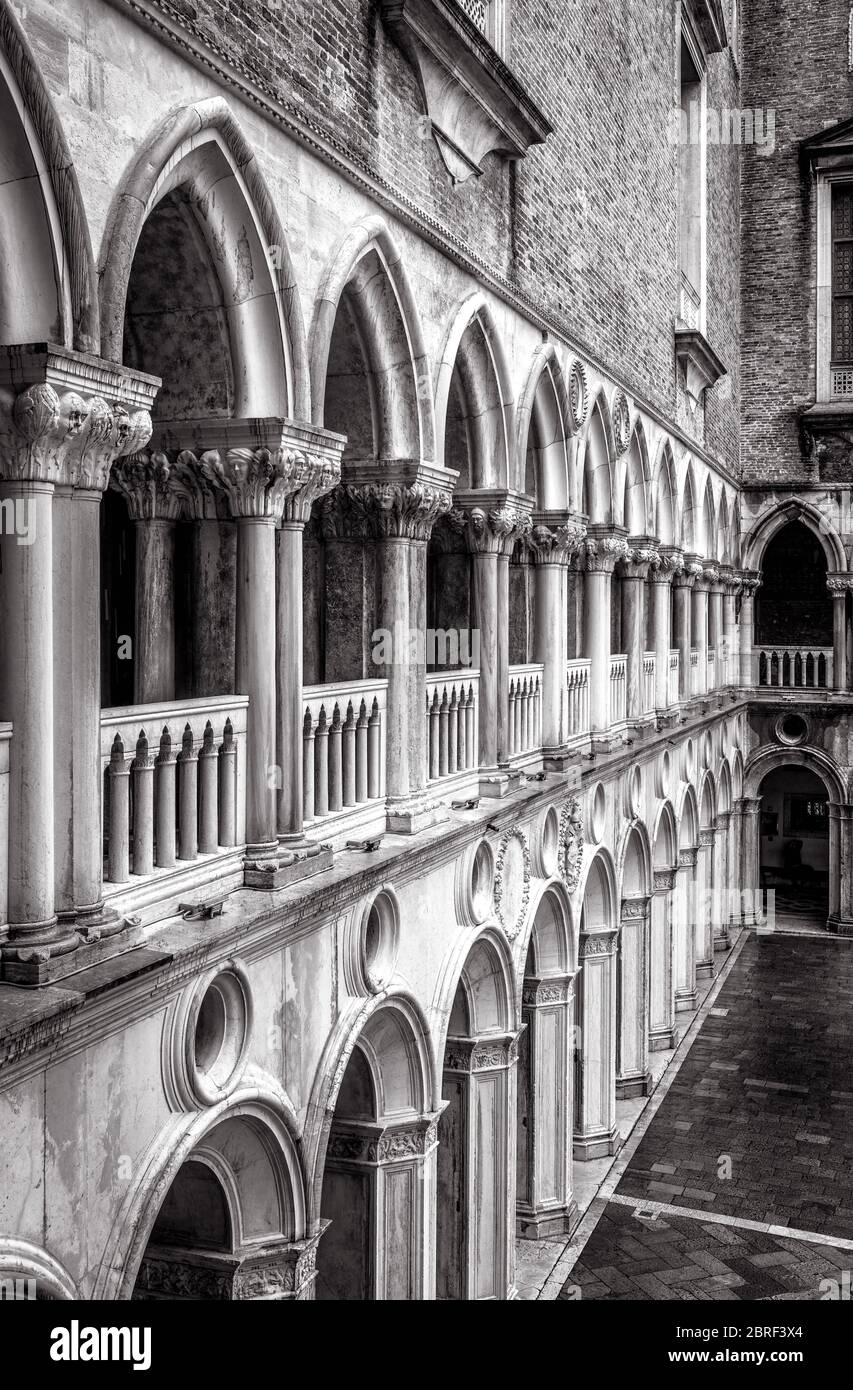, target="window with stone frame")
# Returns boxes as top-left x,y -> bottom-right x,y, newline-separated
831,184 -> 853,371
455,0 -> 506,55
